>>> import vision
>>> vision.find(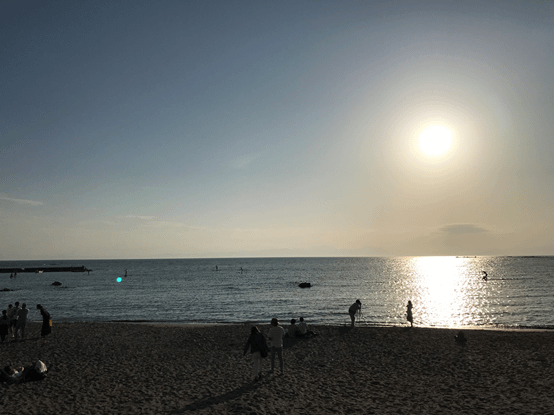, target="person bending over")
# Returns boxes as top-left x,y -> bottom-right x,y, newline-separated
348,300 -> 362,327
